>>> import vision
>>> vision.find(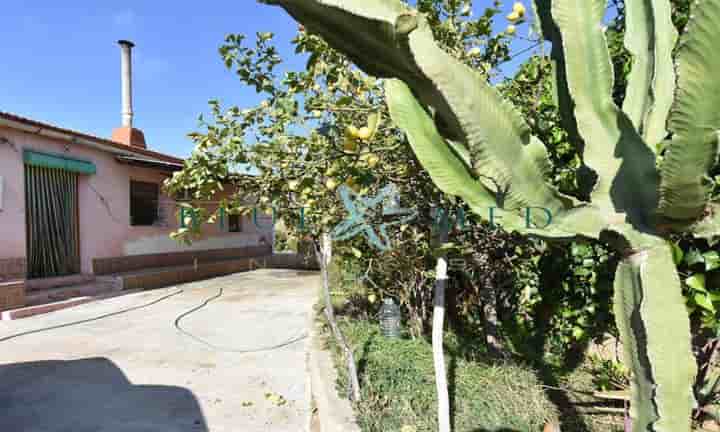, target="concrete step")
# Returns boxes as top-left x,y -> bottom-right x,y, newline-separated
25,281 -> 117,307
1,288 -> 143,321
25,274 -> 95,291
1,296 -> 95,320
